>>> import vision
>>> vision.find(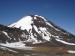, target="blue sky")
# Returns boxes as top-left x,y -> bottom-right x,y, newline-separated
0,0 -> 75,35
